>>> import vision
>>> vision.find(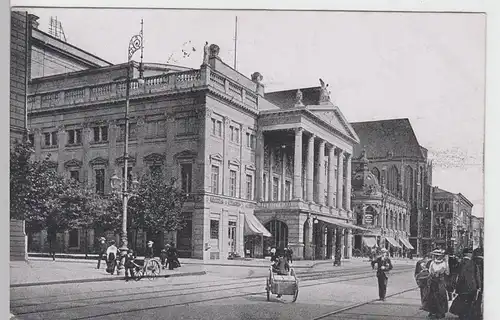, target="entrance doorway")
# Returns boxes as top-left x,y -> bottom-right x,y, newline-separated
228,221 -> 237,254
264,220 -> 288,254
176,219 -> 192,258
